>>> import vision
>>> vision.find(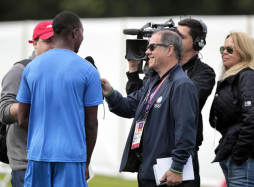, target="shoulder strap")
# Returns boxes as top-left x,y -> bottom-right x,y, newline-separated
232,68 -> 253,105
232,78 -> 239,105
14,59 -> 31,67
0,122 -> 9,137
